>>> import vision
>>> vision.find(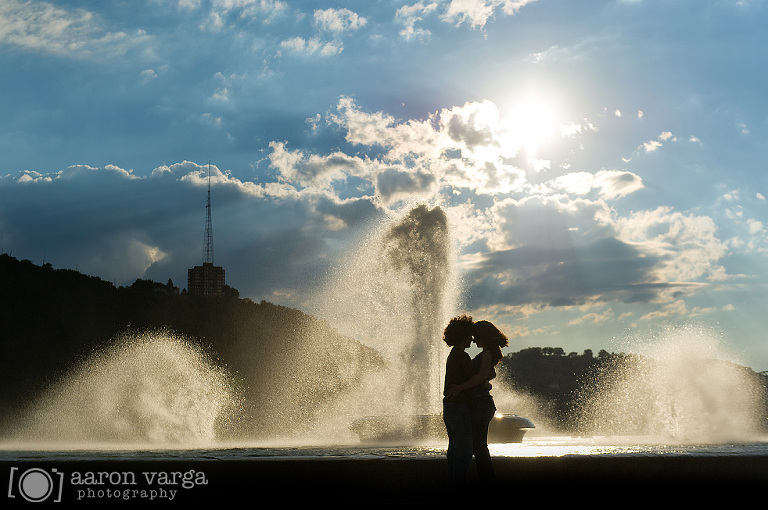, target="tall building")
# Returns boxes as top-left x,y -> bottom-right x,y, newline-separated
188,163 -> 225,296
188,262 -> 225,297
